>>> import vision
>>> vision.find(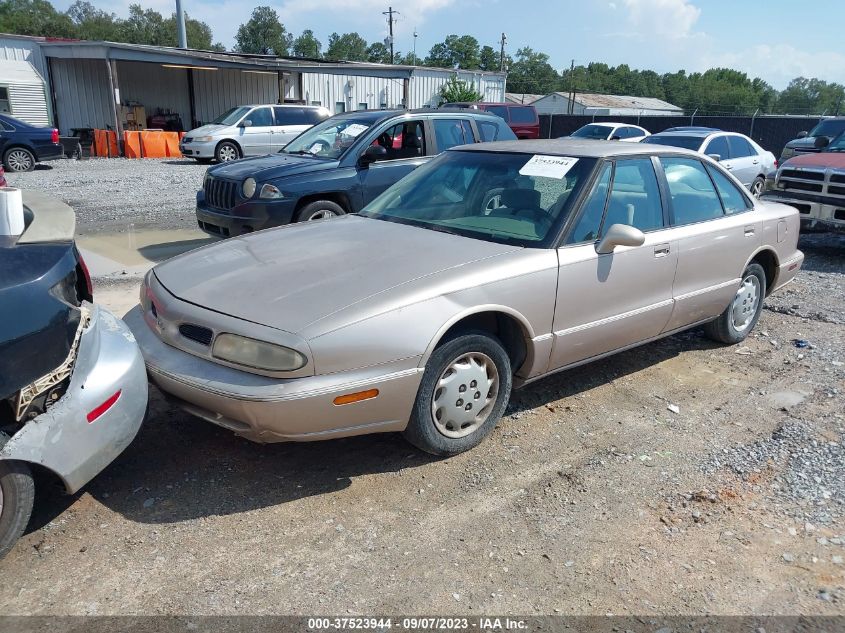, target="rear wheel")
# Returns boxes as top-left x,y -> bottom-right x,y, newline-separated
403,333 -> 512,456
704,263 -> 766,344
295,200 -> 345,222
0,456 -> 35,560
3,147 -> 35,172
750,176 -> 765,198
215,141 -> 240,163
